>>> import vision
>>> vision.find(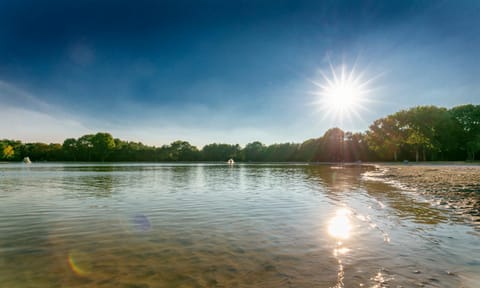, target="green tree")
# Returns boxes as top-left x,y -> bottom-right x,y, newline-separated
243,141 -> 266,162
450,104 -> 480,160
77,134 -> 94,161
264,143 -> 299,162
366,116 -> 404,161
404,106 -> 451,161
28,143 -> 50,161
167,141 -> 199,161
404,129 -> 431,162
92,132 -> 115,161
366,106 -> 456,161
62,138 -> 78,161
316,128 -> 344,162
0,140 -> 22,161
201,143 -> 241,161
294,138 -> 320,161
344,132 -> 370,161
2,145 -> 14,160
